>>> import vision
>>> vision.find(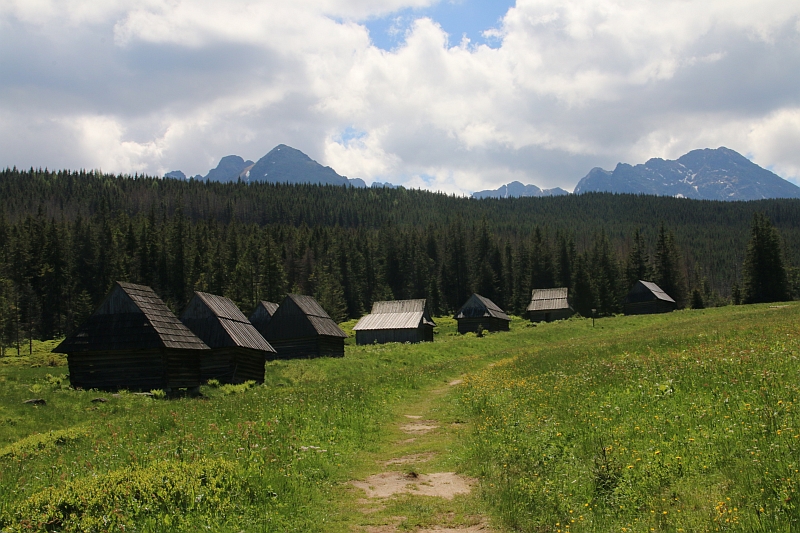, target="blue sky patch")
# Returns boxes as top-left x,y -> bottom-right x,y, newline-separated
364,0 -> 514,50
334,126 -> 368,147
